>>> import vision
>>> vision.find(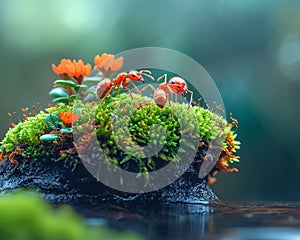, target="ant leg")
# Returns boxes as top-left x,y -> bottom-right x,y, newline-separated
164,85 -> 175,120
126,82 -> 141,94
123,88 -> 134,99
167,96 -> 175,121
187,89 -> 194,108
157,74 -> 167,83
100,86 -> 115,103
140,84 -> 157,96
123,82 -> 142,99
